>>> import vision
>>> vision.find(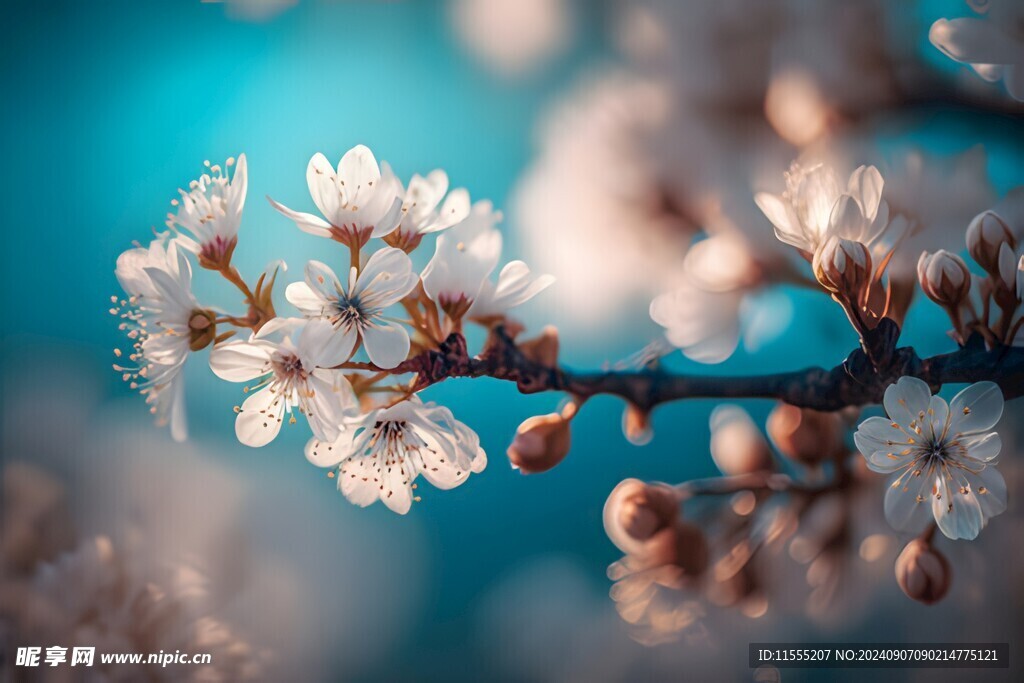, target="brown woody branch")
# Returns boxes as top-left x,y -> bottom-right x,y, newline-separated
384,320 -> 1024,412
